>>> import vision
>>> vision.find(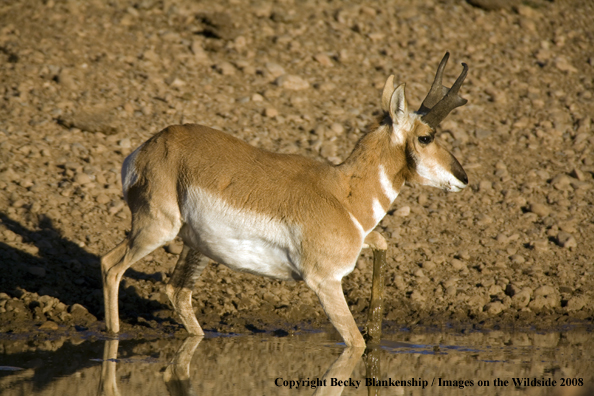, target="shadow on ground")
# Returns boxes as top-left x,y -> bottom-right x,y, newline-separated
0,213 -> 170,327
